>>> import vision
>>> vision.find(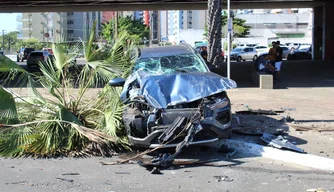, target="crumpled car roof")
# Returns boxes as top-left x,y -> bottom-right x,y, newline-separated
121,70 -> 237,109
